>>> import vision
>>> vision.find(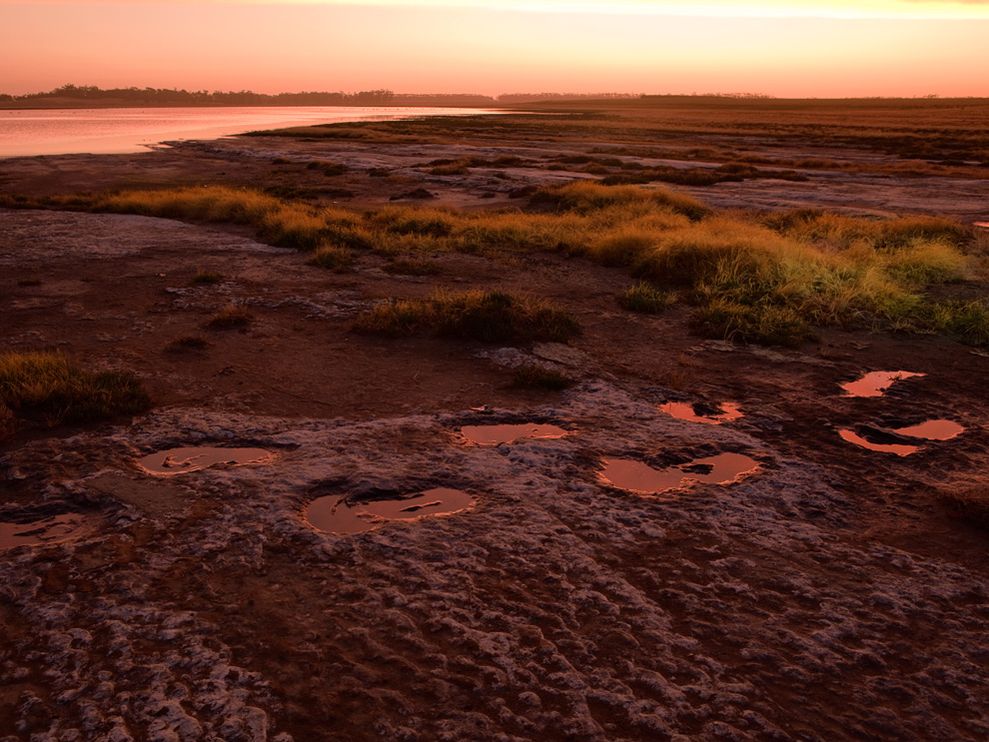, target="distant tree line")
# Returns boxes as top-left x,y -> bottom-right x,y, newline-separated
2,84 -> 540,108
0,85 -> 656,109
